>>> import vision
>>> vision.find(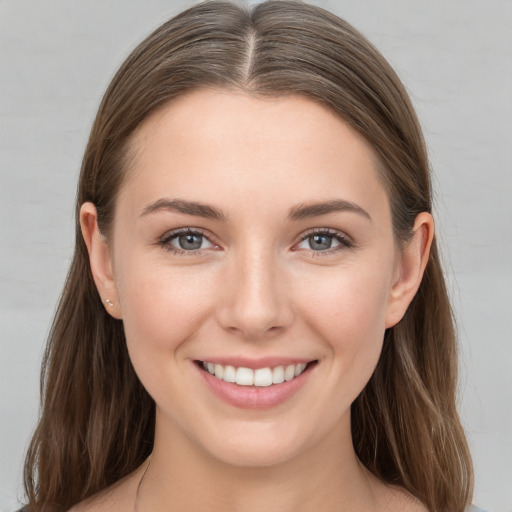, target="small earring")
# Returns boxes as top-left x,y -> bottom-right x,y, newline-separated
105,299 -> 114,307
